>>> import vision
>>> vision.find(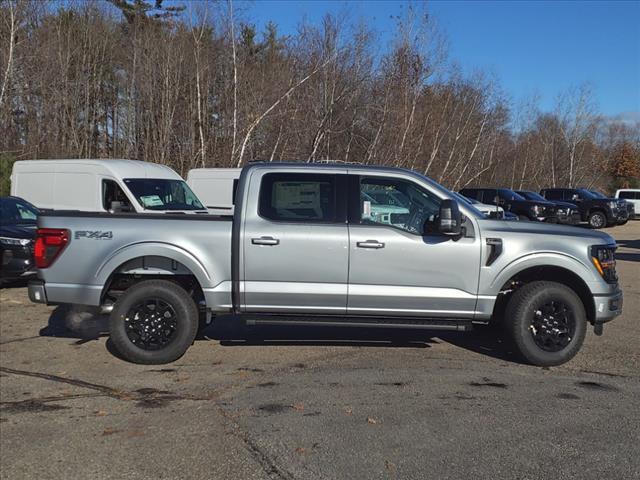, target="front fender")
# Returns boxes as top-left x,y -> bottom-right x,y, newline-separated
484,251 -> 600,295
